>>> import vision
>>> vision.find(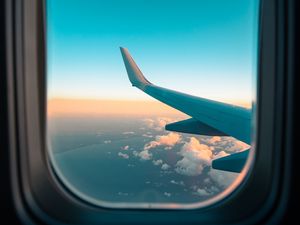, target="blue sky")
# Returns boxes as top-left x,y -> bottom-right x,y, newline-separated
47,0 -> 259,104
